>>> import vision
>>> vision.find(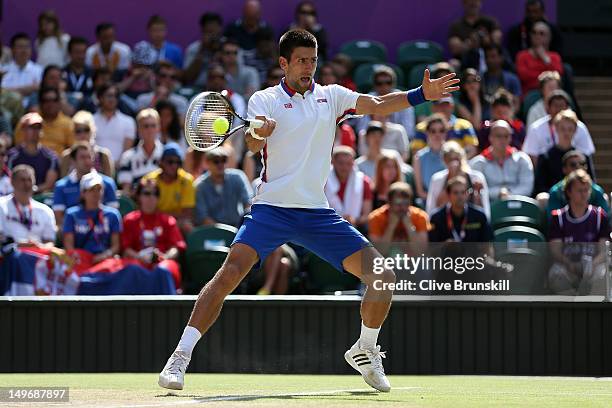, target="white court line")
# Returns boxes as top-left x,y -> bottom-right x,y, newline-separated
111,386 -> 422,408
